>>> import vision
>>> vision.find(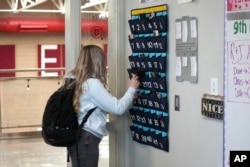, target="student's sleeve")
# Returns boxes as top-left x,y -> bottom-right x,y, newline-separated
88,79 -> 137,115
